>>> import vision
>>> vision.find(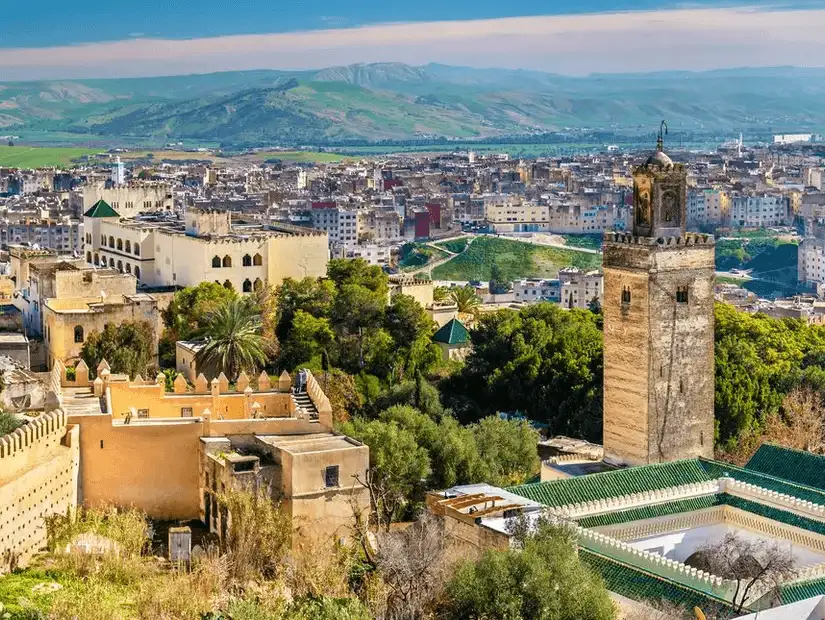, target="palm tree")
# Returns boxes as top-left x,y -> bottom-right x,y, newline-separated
196,298 -> 269,380
450,286 -> 481,314
433,286 -> 450,304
